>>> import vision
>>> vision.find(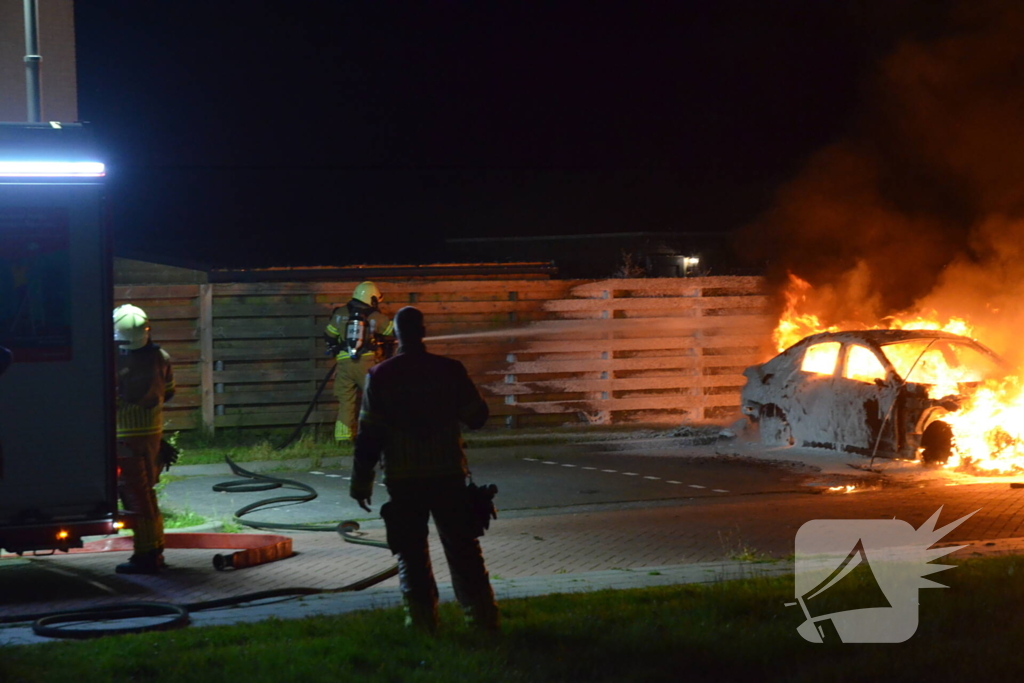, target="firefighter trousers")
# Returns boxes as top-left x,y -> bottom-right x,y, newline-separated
332,354 -> 375,441
382,475 -> 499,633
117,433 -> 165,556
